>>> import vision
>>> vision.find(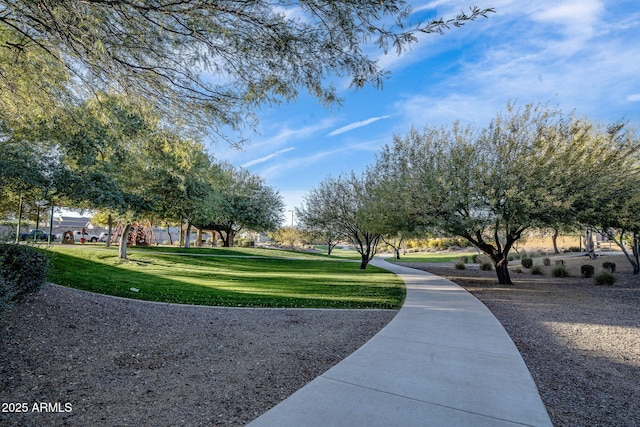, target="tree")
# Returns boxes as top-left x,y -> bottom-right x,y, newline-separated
376,104 -> 637,284
144,134 -> 213,248
595,189 -> 640,274
198,163 -> 284,247
0,2 -> 493,137
299,173 -> 381,269
296,182 -> 345,256
43,94 -> 183,258
577,126 -> 640,273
